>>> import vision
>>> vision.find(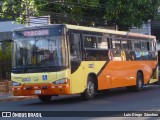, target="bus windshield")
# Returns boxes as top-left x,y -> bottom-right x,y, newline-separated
12,34 -> 68,72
